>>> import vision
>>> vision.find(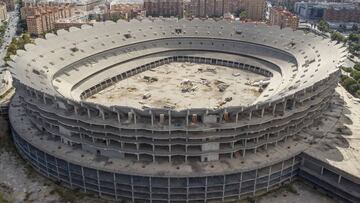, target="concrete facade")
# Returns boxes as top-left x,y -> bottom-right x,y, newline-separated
7,19 -> 351,202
